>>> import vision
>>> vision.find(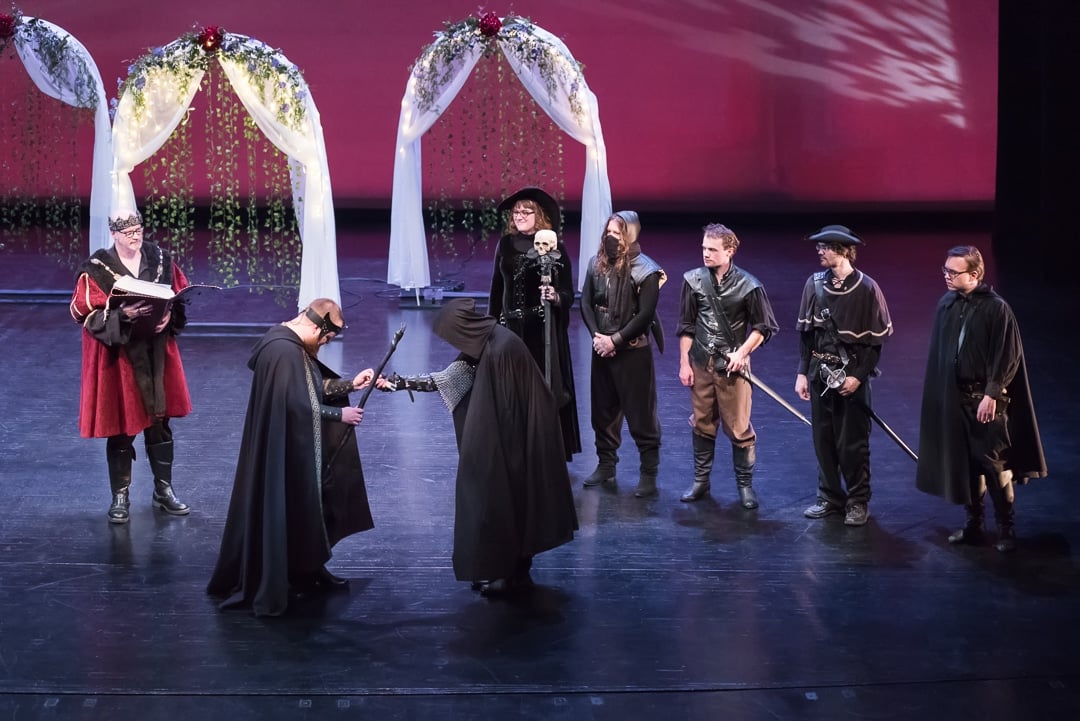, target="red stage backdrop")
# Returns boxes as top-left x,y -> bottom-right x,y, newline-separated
2,0 -> 997,209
